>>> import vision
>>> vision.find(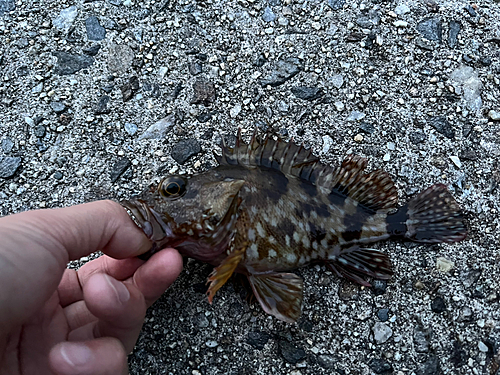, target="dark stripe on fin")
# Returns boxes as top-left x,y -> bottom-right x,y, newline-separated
397,184 -> 467,243
328,247 -> 393,287
248,272 -> 303,323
